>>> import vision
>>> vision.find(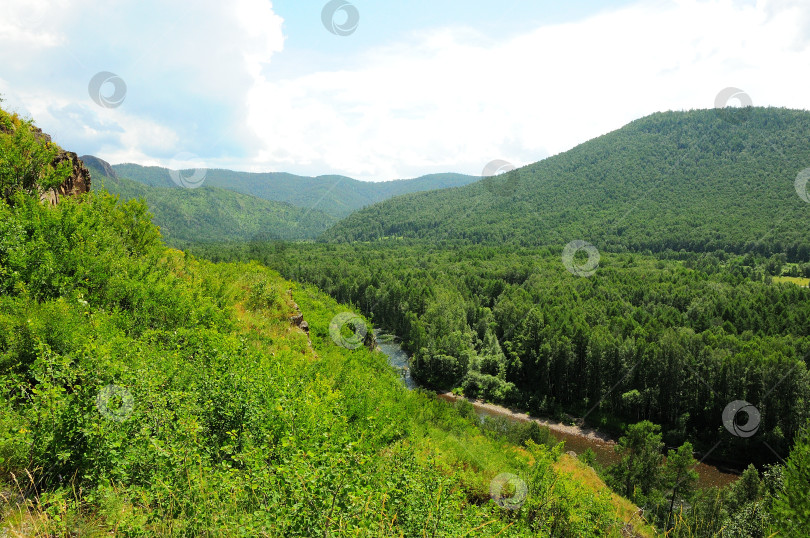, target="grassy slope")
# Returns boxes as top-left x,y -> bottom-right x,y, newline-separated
0,190 -> 646,536
554,454 -> 657,537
